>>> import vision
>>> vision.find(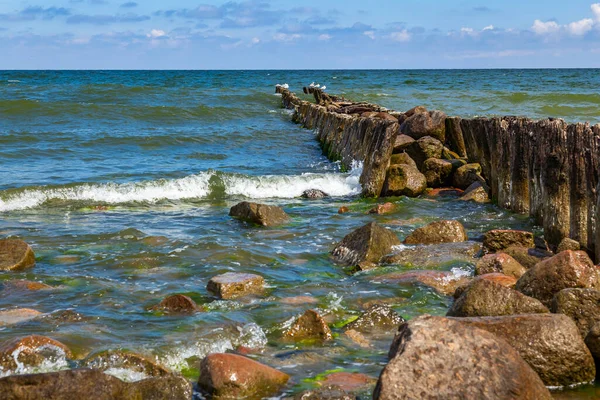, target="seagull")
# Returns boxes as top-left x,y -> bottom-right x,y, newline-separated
315,83 -> 321,88
309,82 -> 315,88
